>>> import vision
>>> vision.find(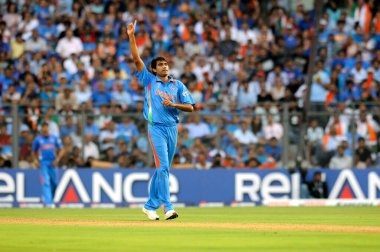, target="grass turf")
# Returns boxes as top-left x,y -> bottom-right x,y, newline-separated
0,207 -> 379,251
